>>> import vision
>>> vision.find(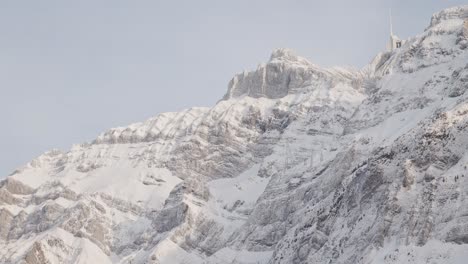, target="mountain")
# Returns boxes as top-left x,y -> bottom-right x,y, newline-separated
1,6 -> 468,264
